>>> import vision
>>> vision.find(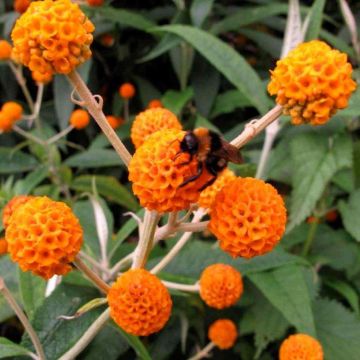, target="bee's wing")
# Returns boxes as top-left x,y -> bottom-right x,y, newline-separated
216,139 -> 243,164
